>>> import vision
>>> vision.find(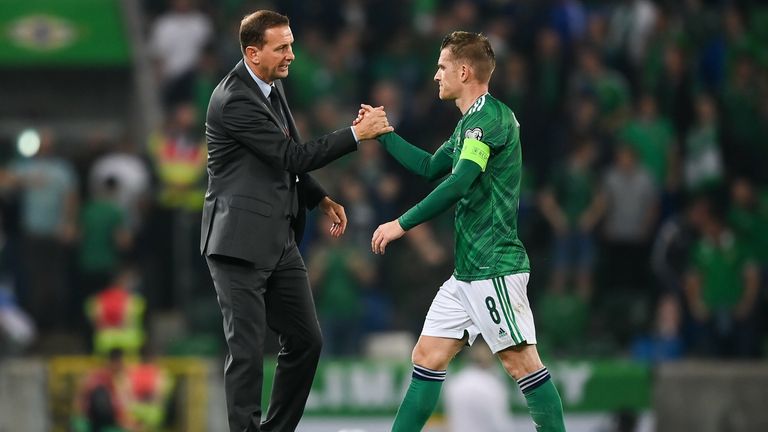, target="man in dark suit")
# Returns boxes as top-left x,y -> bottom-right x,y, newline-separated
201,10 -> 392,432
